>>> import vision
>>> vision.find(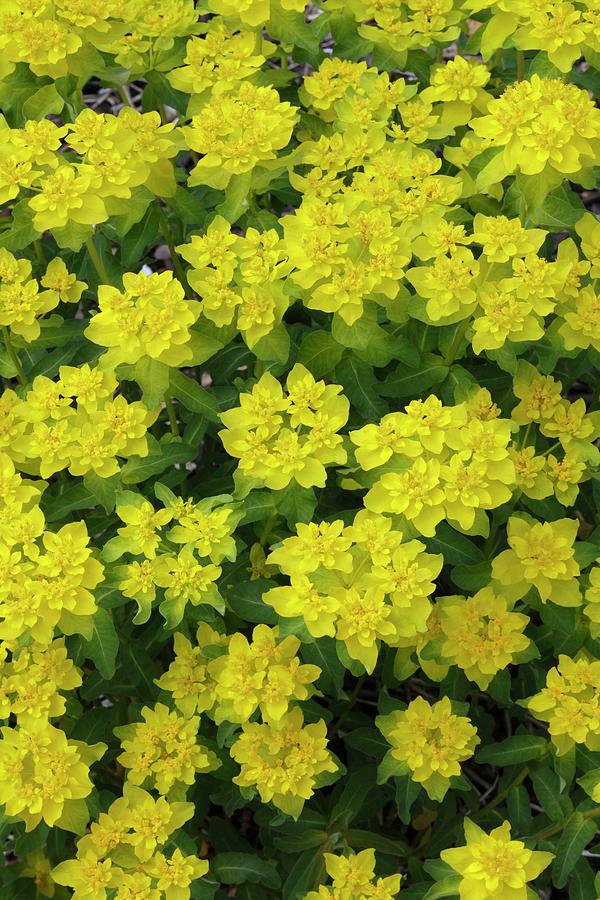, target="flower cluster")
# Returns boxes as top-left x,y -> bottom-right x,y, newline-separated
219,364 -> 349,491
0,719 -> 105,831
305,849 -> 402,900
527,655 -> 600,756
177,215 -> 292,350
231,707 -> 337,818
51,785 -> 208,899
106,489 -> 236,627
265,510 -> 442,672
377,696 -> 479,801
441,820 -> 553,900
208,624 -> 321,724
1,0 -> 600,897
356,393 -> 515,536
114,702 -> 219,795
2,365 -> 154,478
85,271 -> 201,368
